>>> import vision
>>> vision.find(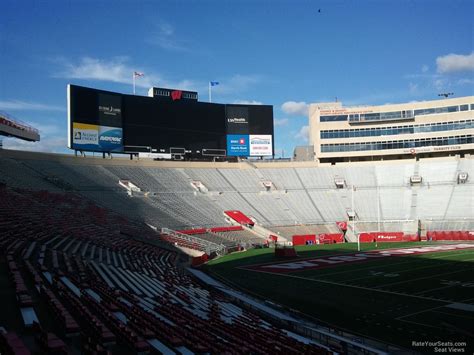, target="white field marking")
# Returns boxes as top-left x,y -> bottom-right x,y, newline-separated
374,261 -> 474,289
447,300 -> 474,311
432,310 -> 474,320
341,254 -> 474,284
396,304 -> 452,321
397,318 -> 445,330
414,283 -> 462,295
252,269 -> 454,303
314,250 -> 474,279
414,280 -> 474,295
241,242 -> 471,270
